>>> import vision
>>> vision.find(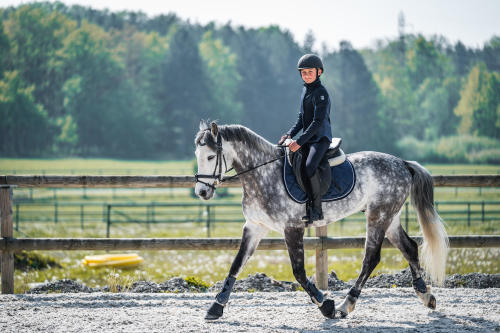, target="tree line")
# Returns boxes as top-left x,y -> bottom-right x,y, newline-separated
0,3 -> 499,162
